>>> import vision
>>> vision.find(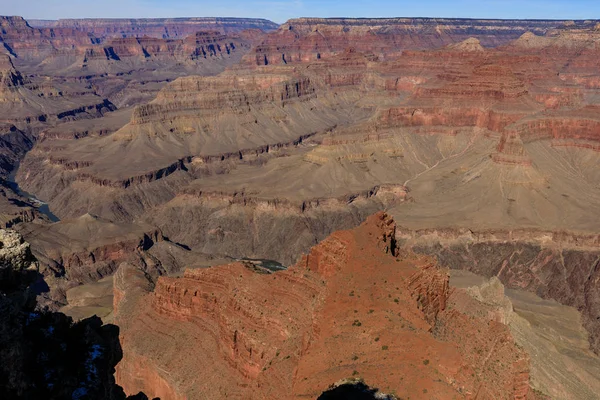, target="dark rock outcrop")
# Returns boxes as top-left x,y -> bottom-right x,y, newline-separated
317,379 -> 397,400
0,229 -> 147,399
